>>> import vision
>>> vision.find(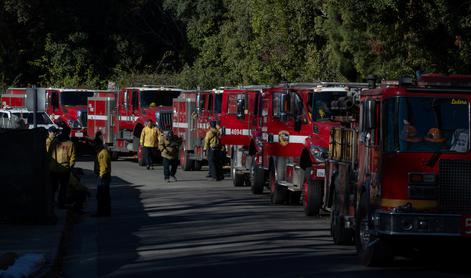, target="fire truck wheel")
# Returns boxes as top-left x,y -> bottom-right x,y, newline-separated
250,166 -> 265,194
355,192 -> 393,266
330,211 -> 354,245
303,179 -> 323,216
111,151 -> 119,161
193,160 -> 202,171
180,150 -> 193,171
270,169 -> 286,204
233,173 -> 245,187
